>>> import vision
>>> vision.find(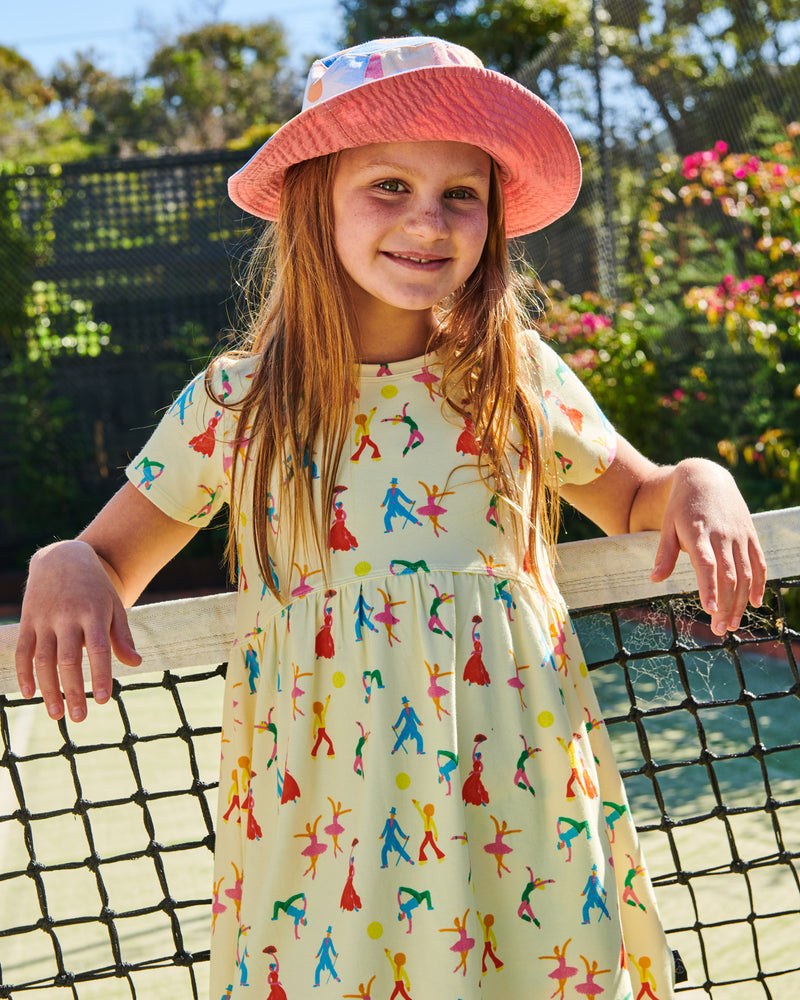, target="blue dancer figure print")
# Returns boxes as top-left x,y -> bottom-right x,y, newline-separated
379,807 -> 414,868
392,696 -> 424,755
381,478 -> 421,533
